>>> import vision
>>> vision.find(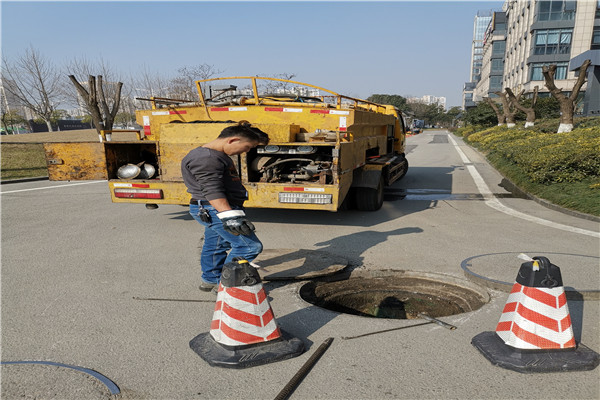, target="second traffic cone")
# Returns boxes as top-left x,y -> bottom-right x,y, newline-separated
190,258 -> 304,369
472,256 -> 599,373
